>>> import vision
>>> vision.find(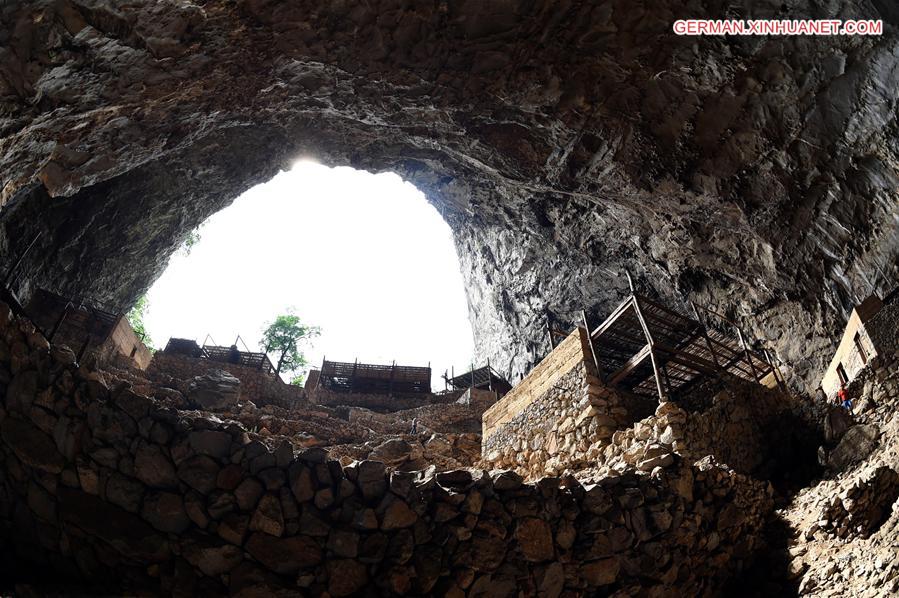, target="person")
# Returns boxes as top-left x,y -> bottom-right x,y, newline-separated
837,383 -> 854,416
228,344 -> 241,364
409,418 -> 418,435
